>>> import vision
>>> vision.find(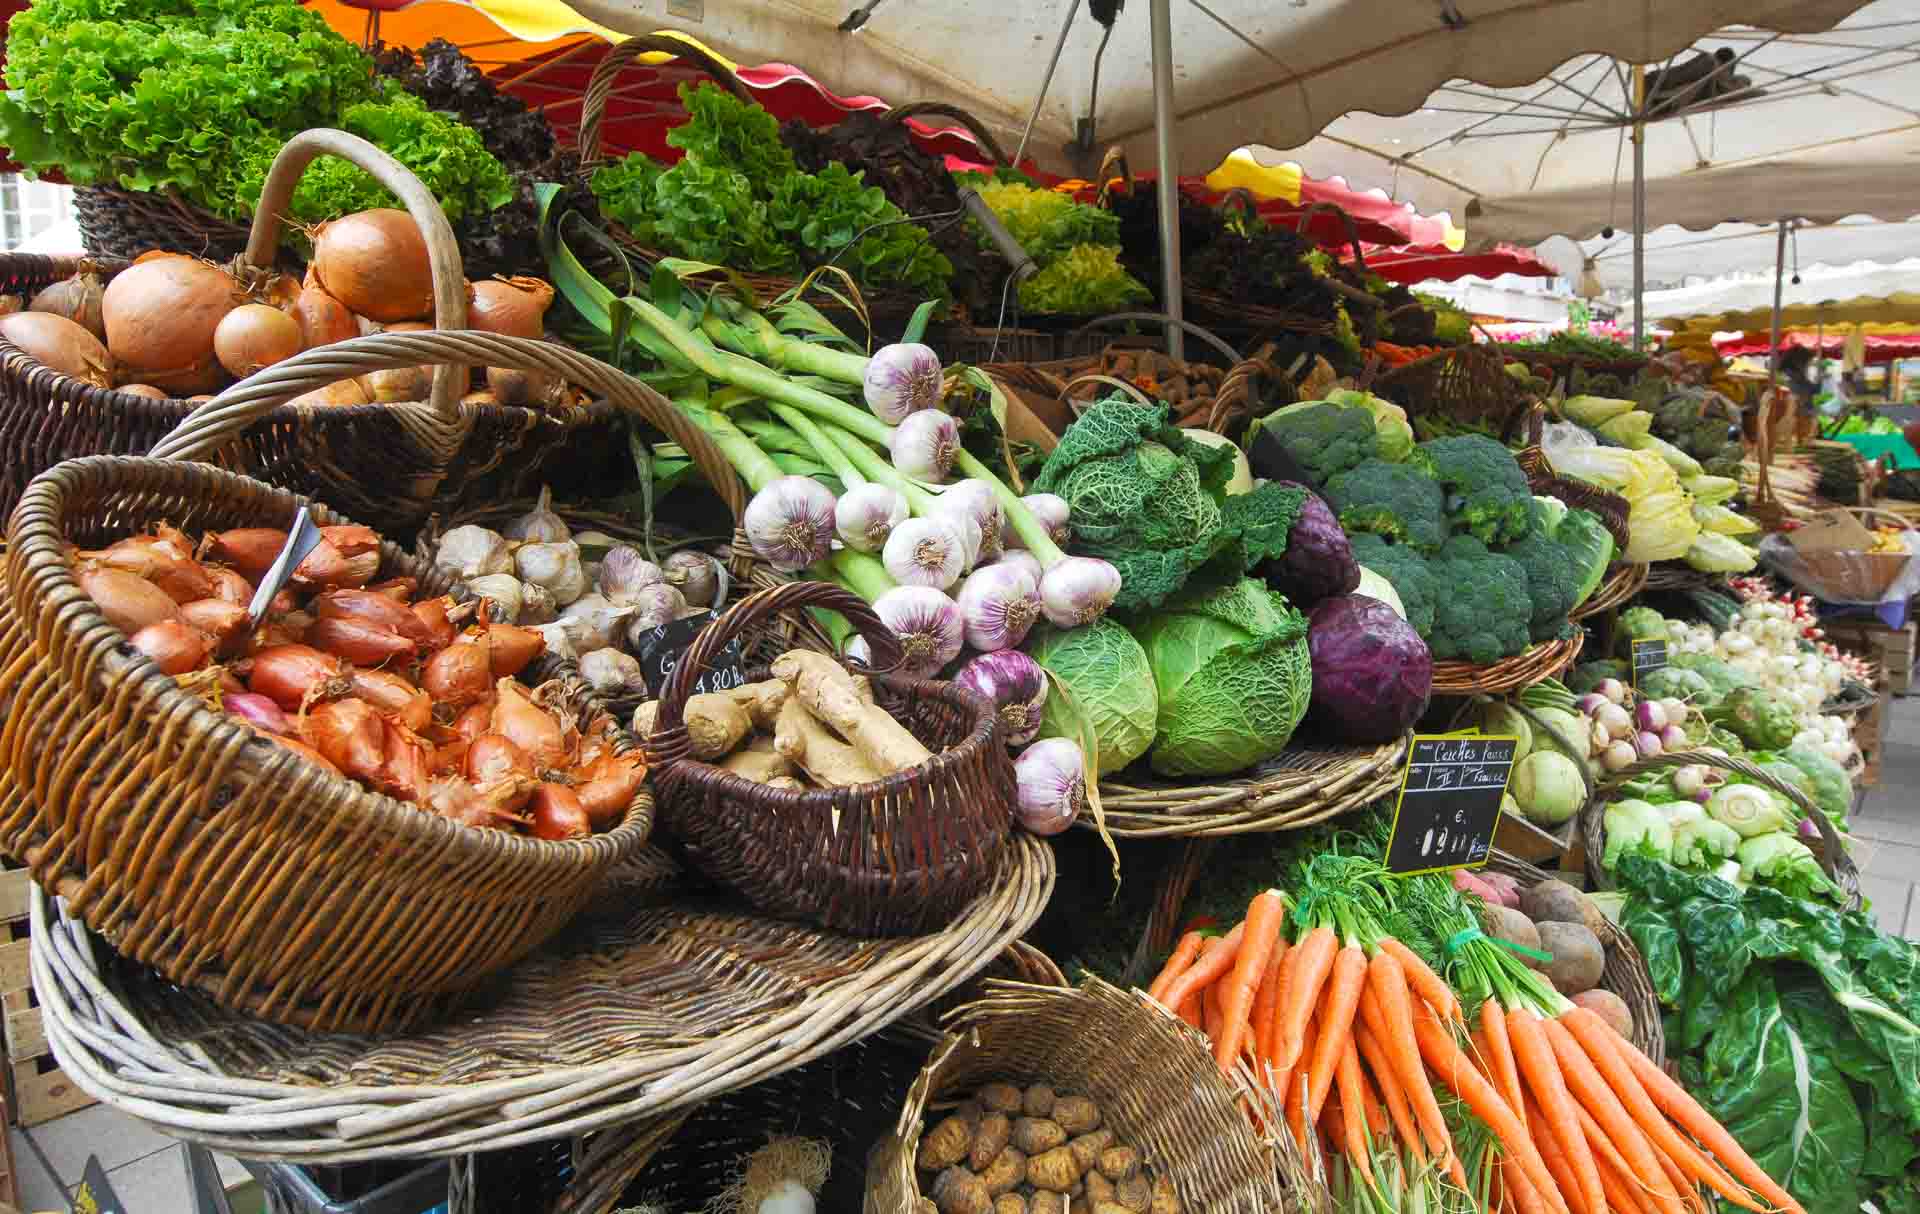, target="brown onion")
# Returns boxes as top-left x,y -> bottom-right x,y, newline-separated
311,209 -> 434,323
467,276 -> 554,339
349,668 -> 432,732
248,643 -> 347,711
527,783 -> 590,840
213,303 -> 302,378
129,619 -> 211,674
450,701 -> 493,744
289,377 -> 373,408
423,774 -> 531,830
490,678 -> 568,769
291,533 -> 381,591
307,616 -> 414,665
1,311 -> 114,388
573,751 -> 647,830
365,576 -> 418,602
76,537 -> 213,602
304,697 -> 385,784
101,256 -> 239,393
290,276 -> 358,349
29,272 -> 106,341
377,719 -> 435,802
262,732 -> 341,776
77,566 -> 180,634
315,588 -> 432,645
486,365 -> 561,409
179,598 -> 249,652
422,639 -> 492,707
117,383 -> 167,399
252,607 -> 311,650
466,733 -> 533,787
364,365 -> 431,403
